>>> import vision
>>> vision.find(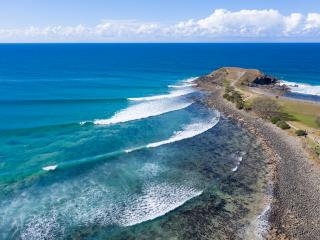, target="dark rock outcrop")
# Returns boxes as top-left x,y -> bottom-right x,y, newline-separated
196,67 -> 290,92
